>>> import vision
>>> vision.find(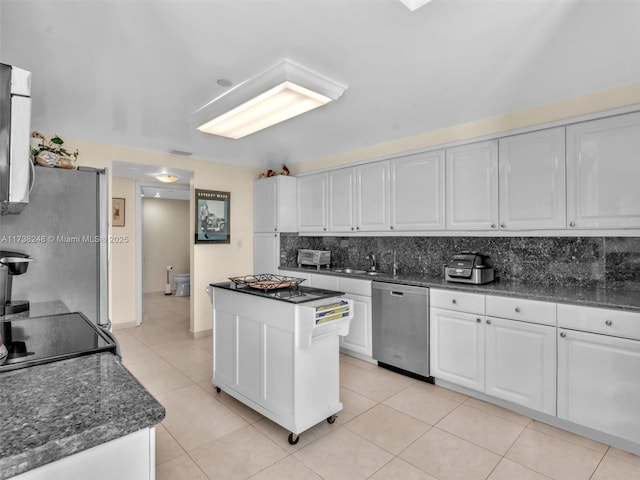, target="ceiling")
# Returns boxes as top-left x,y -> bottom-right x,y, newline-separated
1,0 -> 639,170
112,161 -> 190,200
